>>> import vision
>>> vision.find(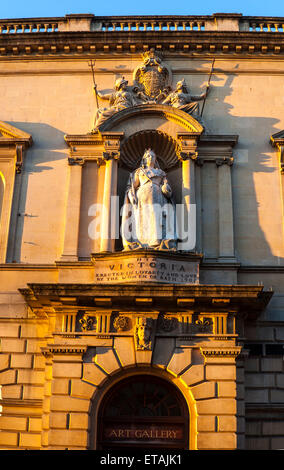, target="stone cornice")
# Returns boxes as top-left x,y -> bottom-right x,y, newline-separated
19,282 -> 272,320
200,346 -> 242,357
2,16 -> 284,58
41,344 -> 88,356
